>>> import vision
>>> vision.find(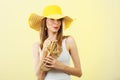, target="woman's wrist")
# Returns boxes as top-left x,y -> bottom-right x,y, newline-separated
55,62 -> 66,70
37,71 -> 47,80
